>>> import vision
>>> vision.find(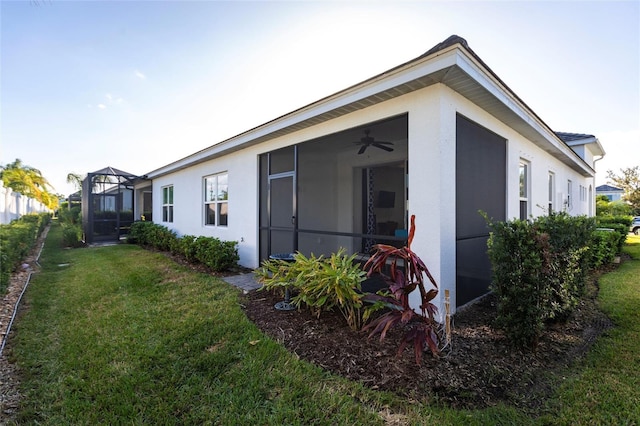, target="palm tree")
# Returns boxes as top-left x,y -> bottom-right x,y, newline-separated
66,172 -> 84,193
0,158 -> 58,209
